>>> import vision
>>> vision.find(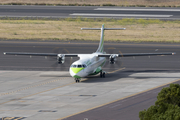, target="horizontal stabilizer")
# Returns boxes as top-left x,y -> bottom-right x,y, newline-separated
81,28 -> 126,30
104,28 -> 126,30
81,28 -> 101,30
